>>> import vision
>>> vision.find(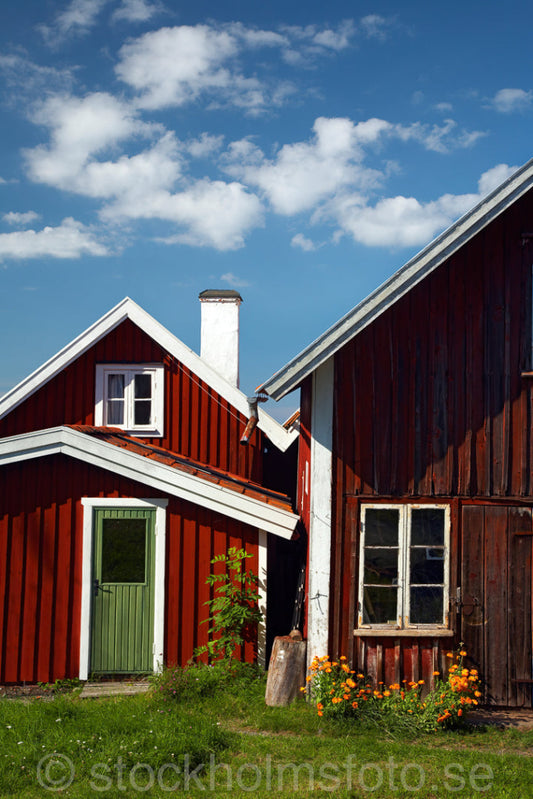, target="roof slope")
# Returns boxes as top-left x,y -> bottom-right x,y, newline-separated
0,297 -> 297,451
259,157 -> 533,400
0,425 -> 299,539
